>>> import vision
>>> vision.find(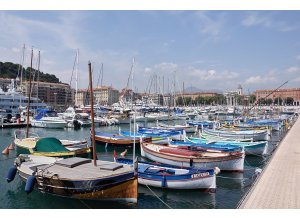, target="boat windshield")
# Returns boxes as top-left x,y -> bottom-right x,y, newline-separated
45,111 -> 58,117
